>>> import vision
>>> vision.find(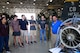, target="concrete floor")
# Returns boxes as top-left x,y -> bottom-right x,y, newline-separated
9,25 -> 51,53
10,41 -> 50,53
